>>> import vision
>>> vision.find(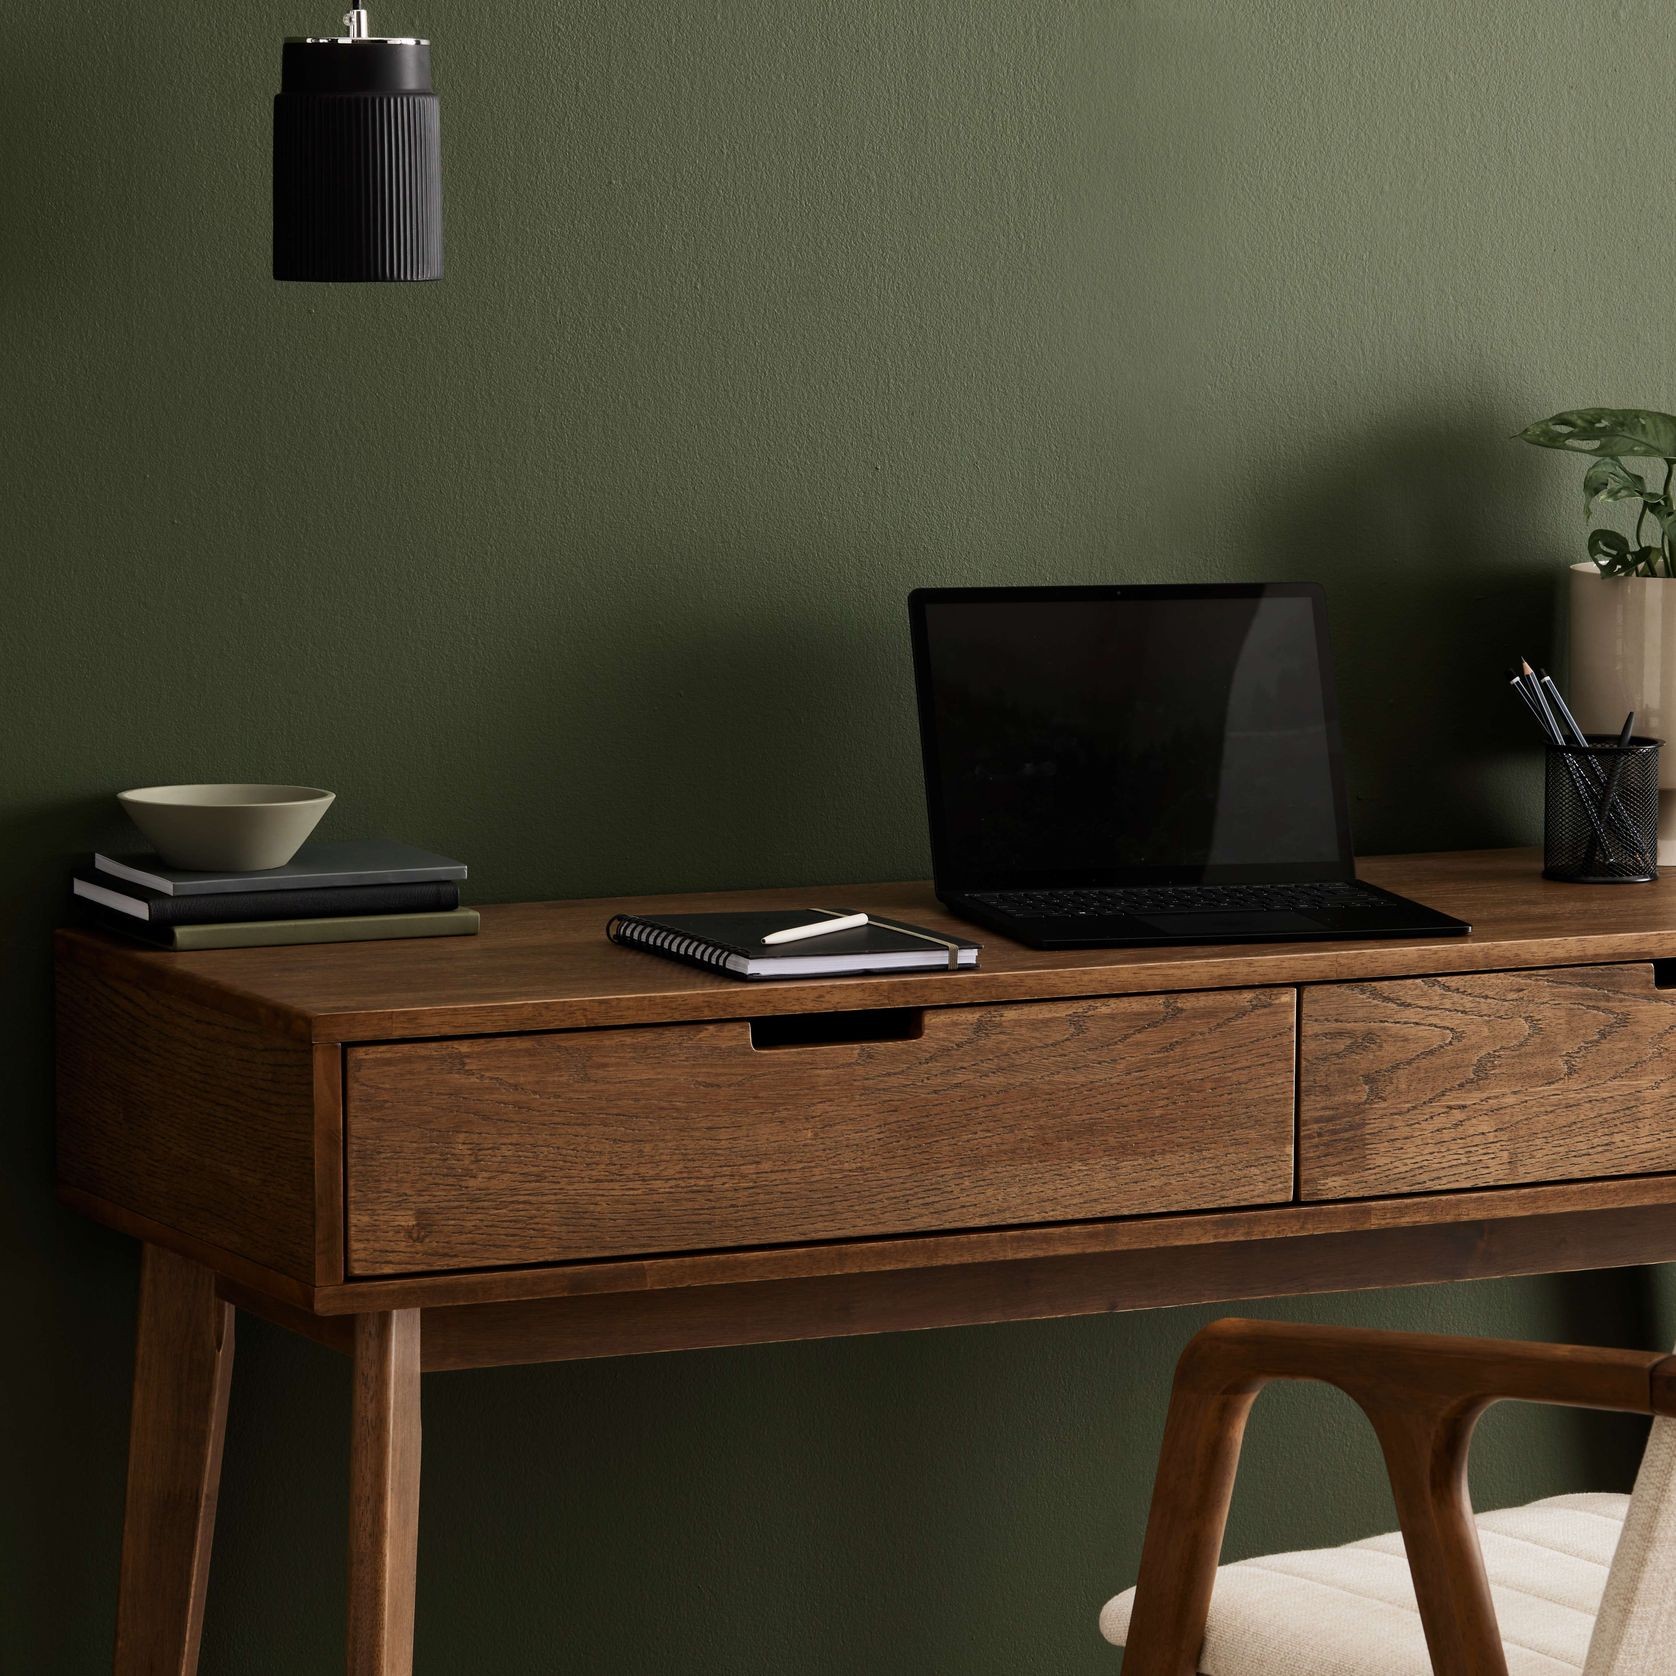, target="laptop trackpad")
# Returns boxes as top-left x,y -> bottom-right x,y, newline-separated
1138,910 -> 1321,938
